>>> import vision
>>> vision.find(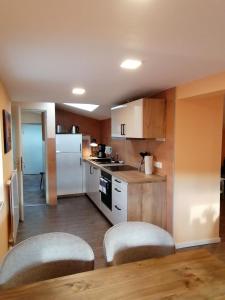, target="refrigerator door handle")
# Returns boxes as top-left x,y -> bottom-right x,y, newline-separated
80,158 -> 82,166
